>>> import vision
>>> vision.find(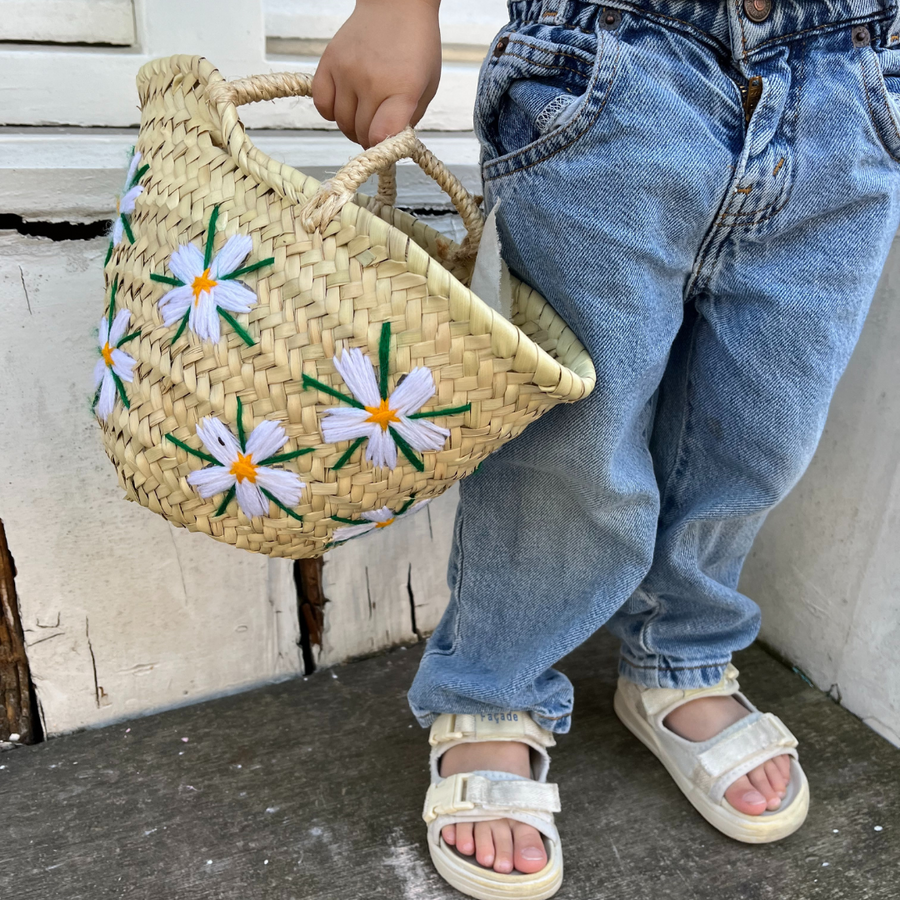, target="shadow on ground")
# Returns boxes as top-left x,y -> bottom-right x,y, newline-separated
1,631 -> 896,899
